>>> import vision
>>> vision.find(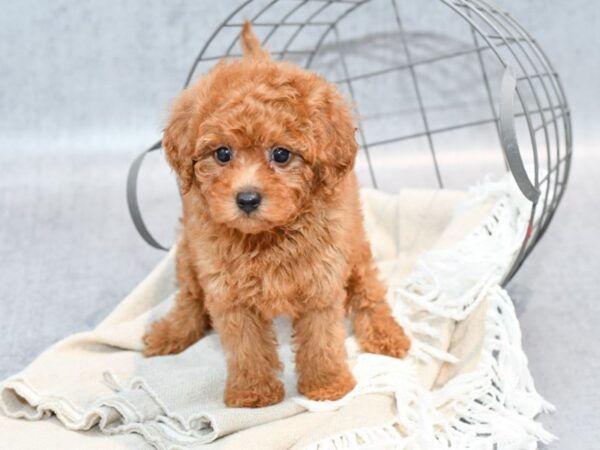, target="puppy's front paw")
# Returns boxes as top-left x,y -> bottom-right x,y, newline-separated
298,369 -> 356,401
143,318 -> 196,356
224,377 -> 285,408
358,316 -> 411,359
